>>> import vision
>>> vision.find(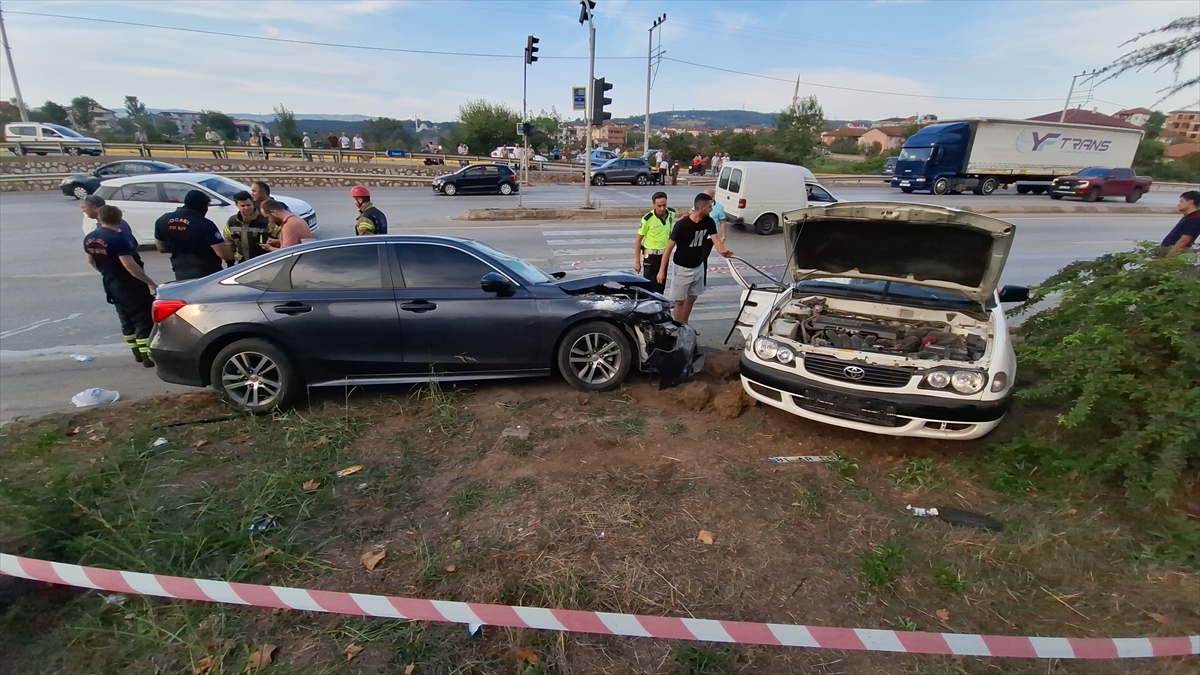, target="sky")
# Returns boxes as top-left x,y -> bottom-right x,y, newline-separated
1,0 -> 1198,123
